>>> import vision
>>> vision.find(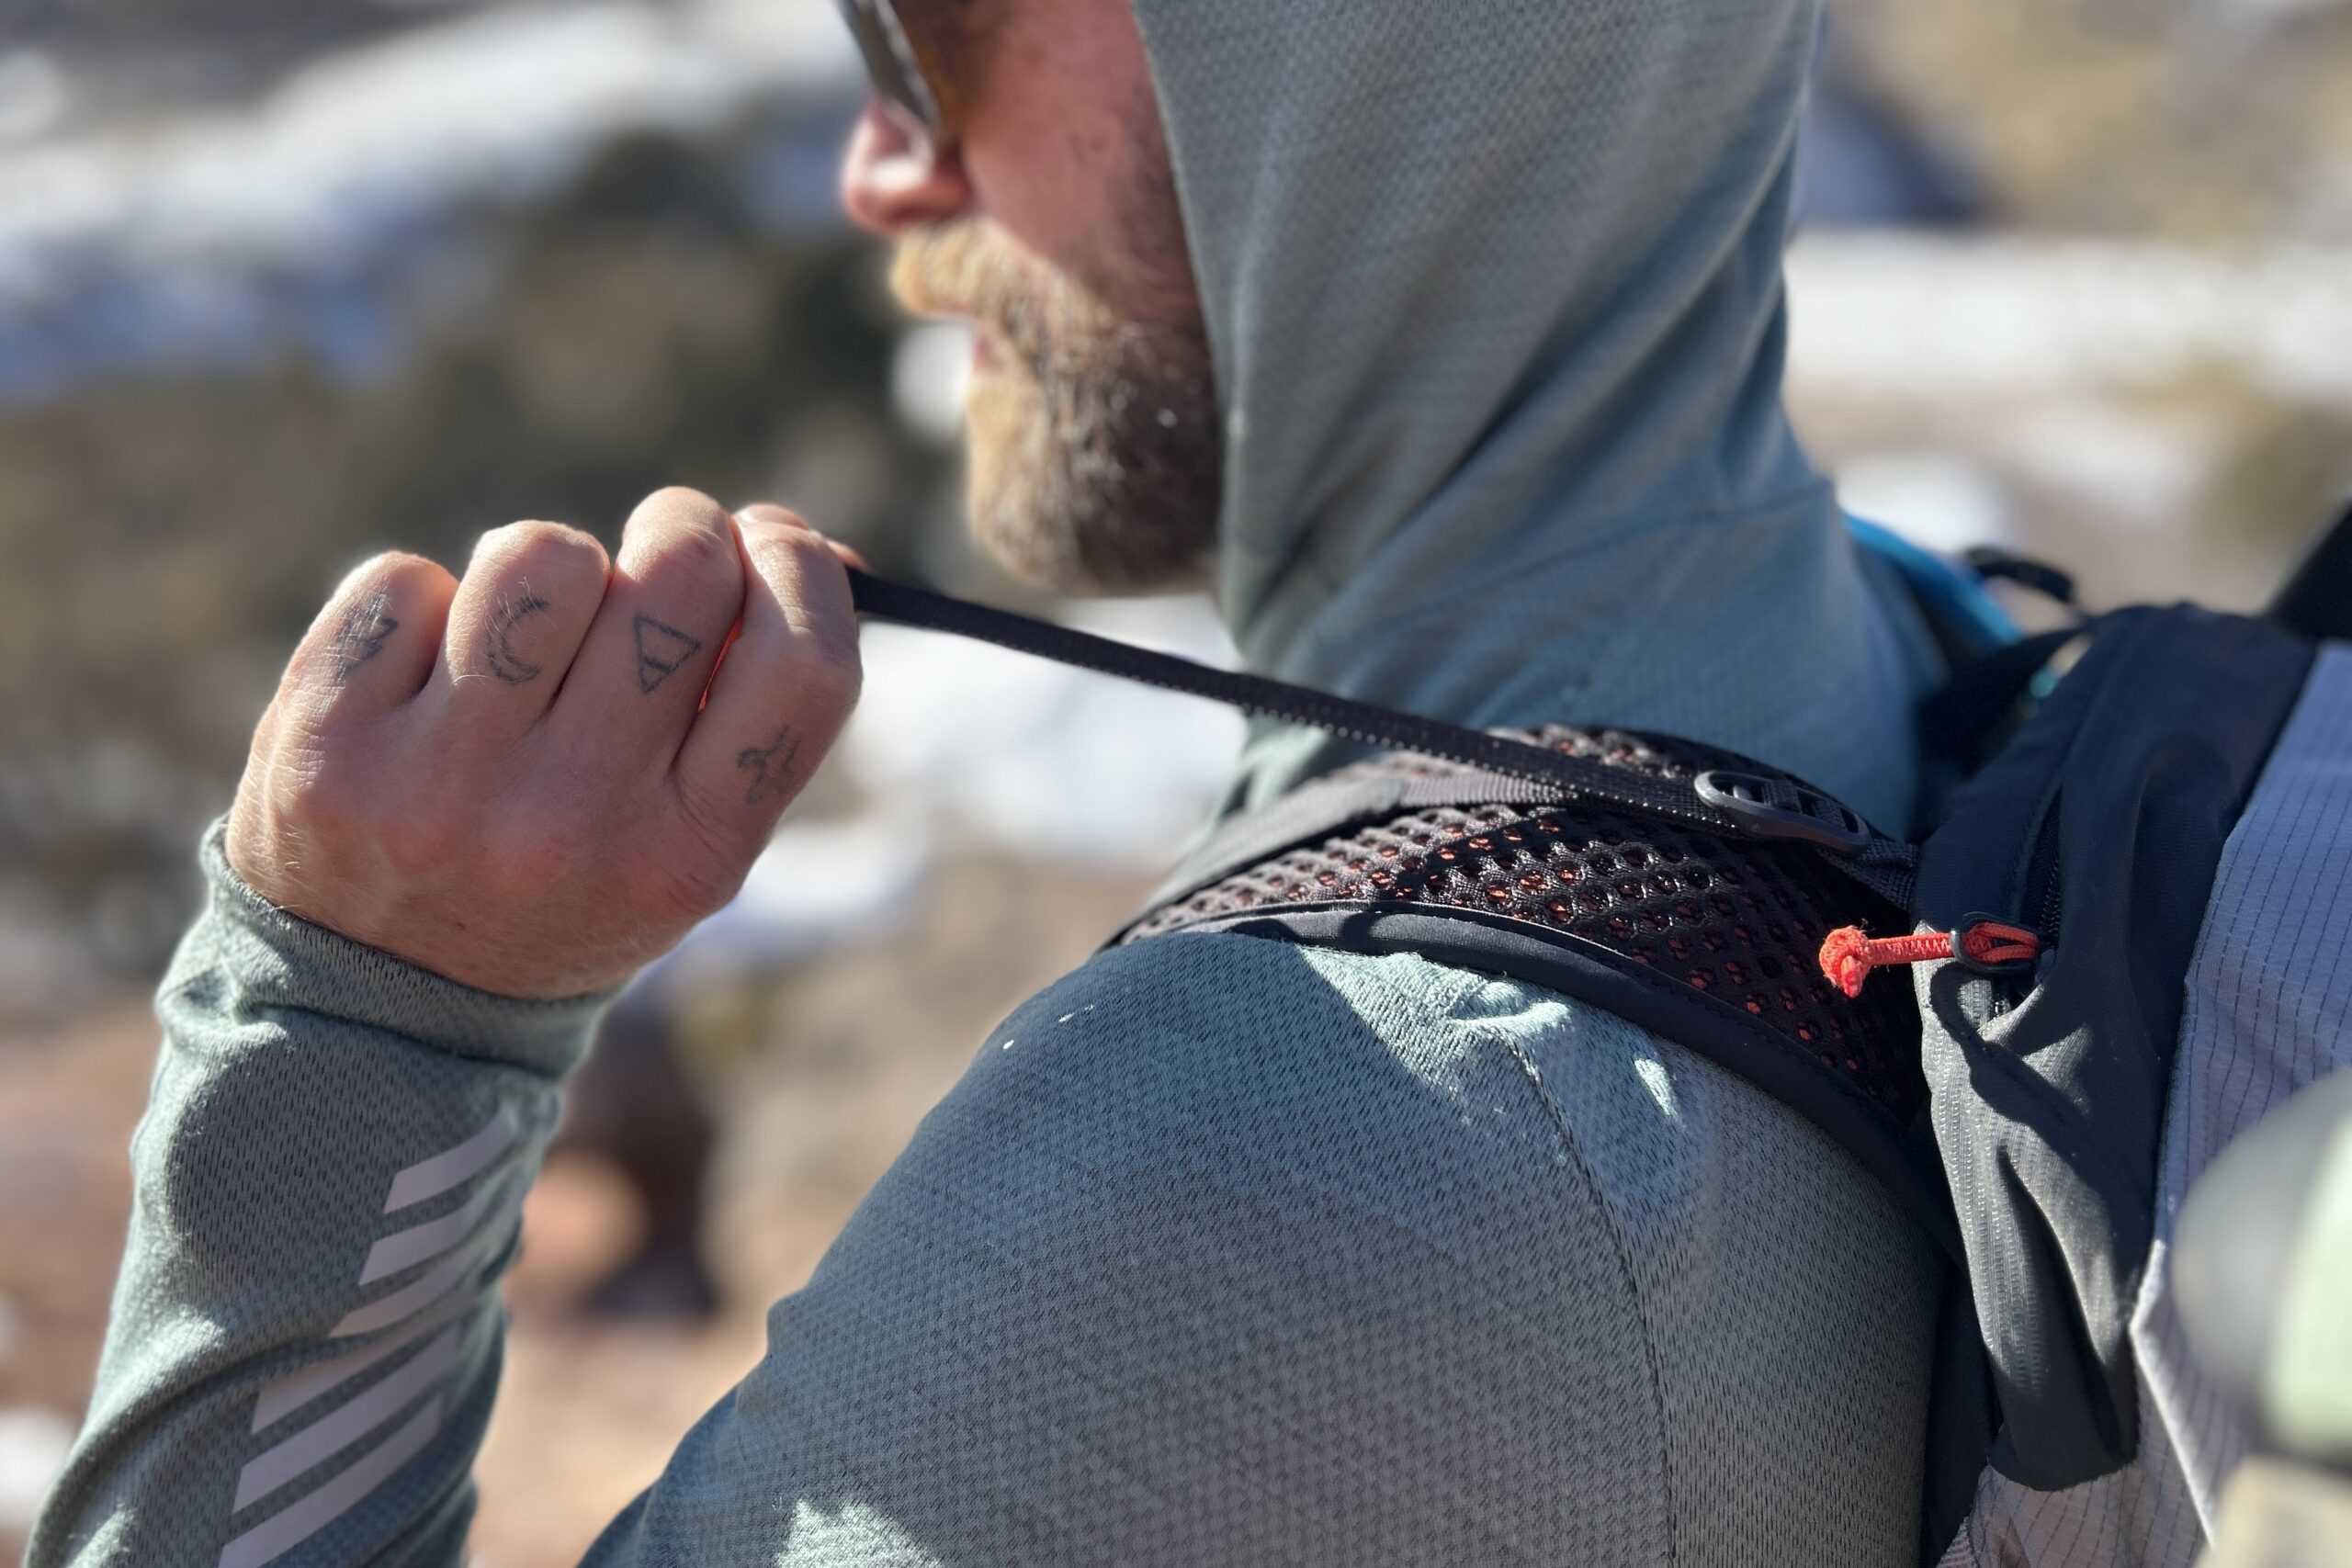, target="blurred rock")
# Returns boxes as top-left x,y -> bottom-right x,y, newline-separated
1834,0 -> 2352,242
1798,28 -> 1988,228
0,51 -> 71,146
0,0 -> 863,400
